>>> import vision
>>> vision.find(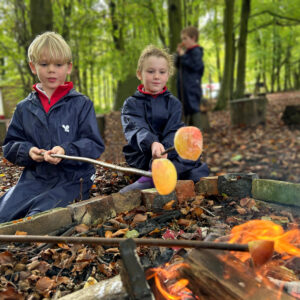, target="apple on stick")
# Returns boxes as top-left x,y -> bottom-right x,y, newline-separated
162,126 -> 203,161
